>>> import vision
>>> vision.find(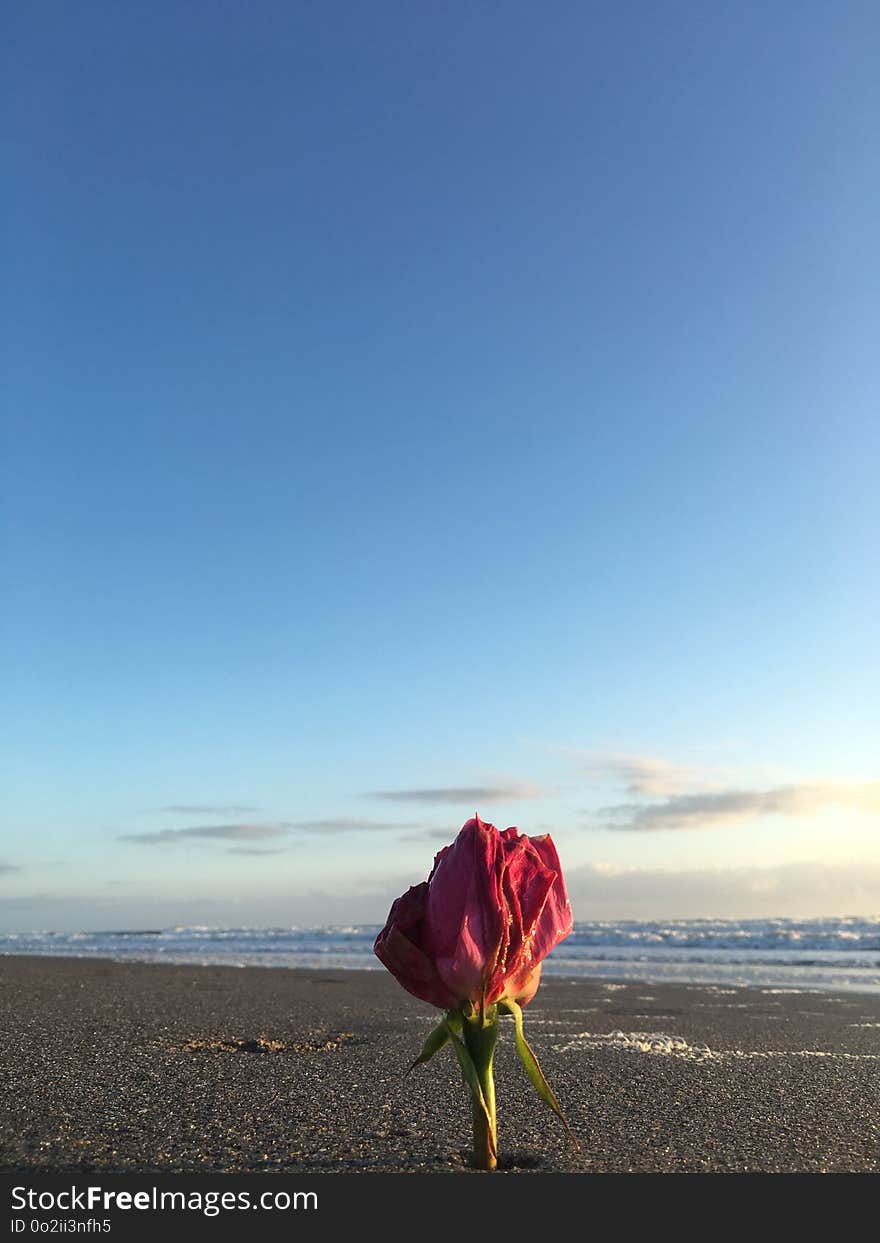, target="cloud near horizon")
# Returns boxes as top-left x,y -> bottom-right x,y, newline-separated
370,780 -> 545,804
7,857 -> 880,930
563,857 -> 880,919
595,782 -> 880,832
0,863 -> 20,875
